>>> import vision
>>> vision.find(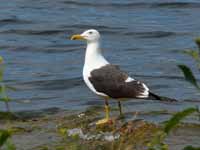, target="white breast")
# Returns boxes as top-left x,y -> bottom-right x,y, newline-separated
83,55 -> 109,97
